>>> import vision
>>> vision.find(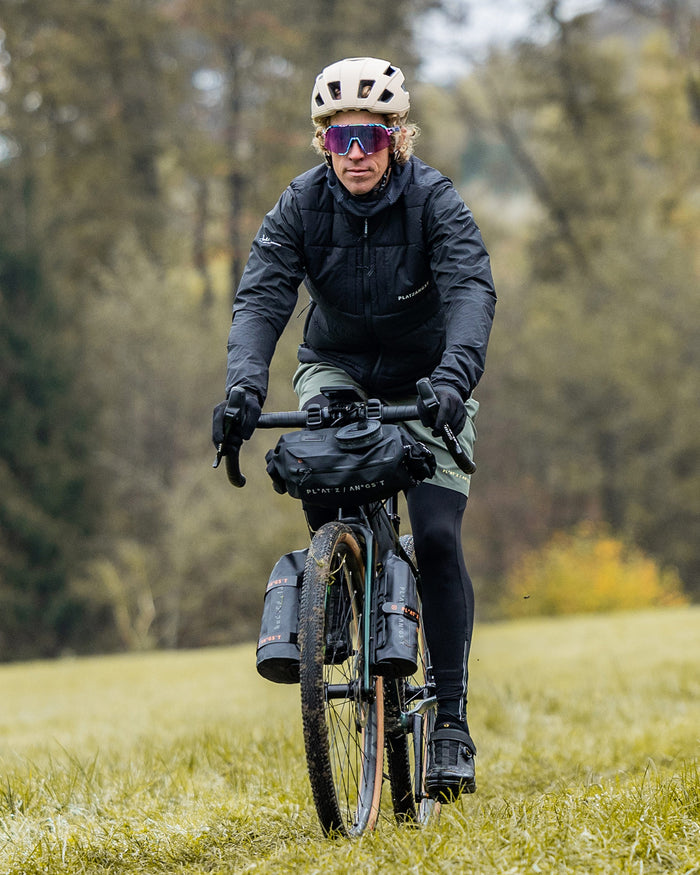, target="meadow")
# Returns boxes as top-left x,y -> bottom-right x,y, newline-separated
1,607 -> 698,874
